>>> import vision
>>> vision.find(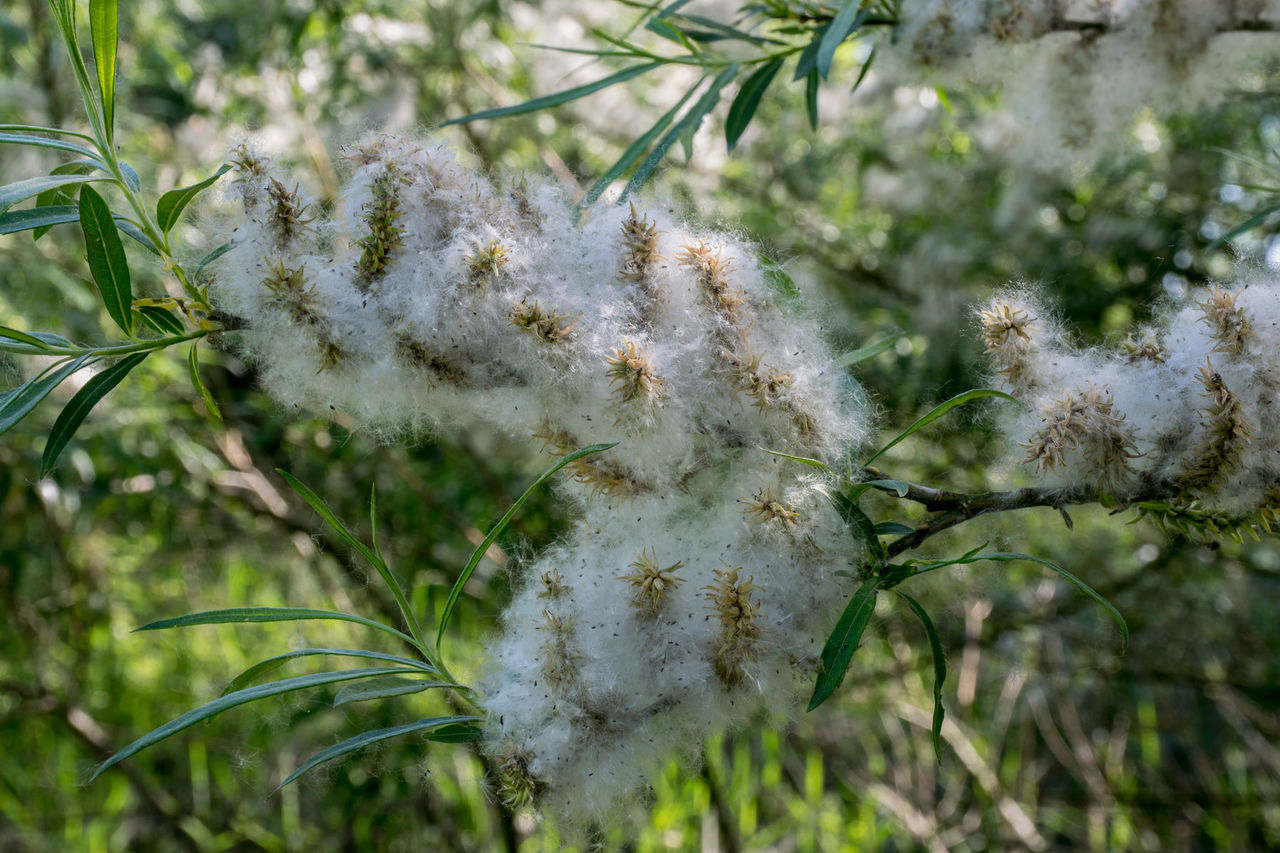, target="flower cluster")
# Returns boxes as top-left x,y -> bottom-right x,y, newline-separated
211,136 -> 868,823
980,272 -> 1280,522
887,0 -> 1280,166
